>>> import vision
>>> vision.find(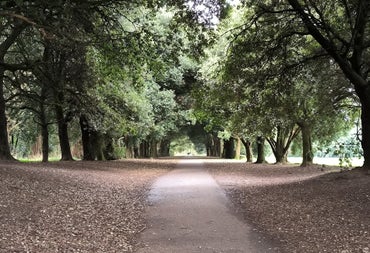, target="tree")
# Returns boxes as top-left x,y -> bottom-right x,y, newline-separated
244,1 -> 370,167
